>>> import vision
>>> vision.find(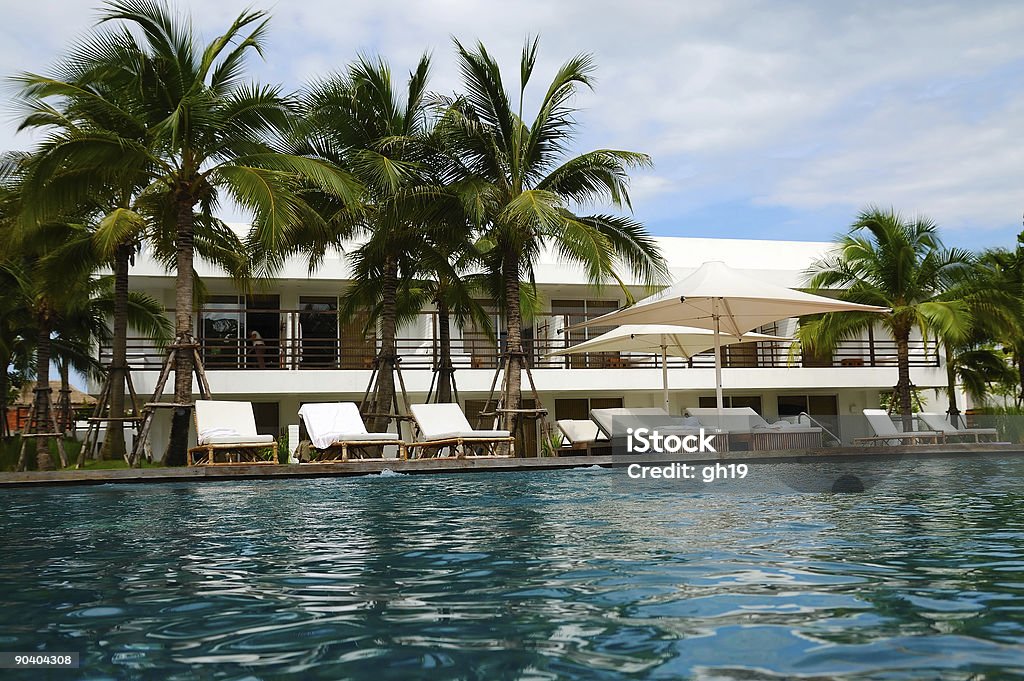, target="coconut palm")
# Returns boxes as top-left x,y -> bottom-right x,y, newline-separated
972,235 -> 1024,406
801,207 -> 973,429
14,0 -> 360,463
439,37 -> 668,436
929,251 -> 1022,421
292,54 -> 433,432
